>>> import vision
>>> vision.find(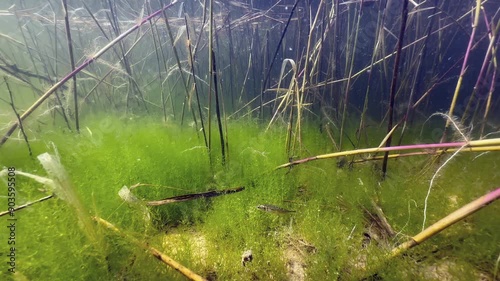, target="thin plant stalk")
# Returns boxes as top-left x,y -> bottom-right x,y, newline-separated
442,0 -> 481,141
106,0 -> 149,113
146,2 -> 166,121
480,19 -> 499,136
398,0 -> 439,145
237,40 -> 254,105
381,0 -> 409,177
208,0 -> 214,156
356,0 -> 385,146
225,14 -> 235,110
184,13 -> 208,148
211,50 -> 226,165
161,6 -> 198,129
62,0 -> 79,132
462,15 -> 499,125
259,0 -> 301,119
260,29 -> 269,111
296,2 -> 324,152
13,8 -> 41,82
310,16 -> 460,91
481,66 -> 497,137
4,77 -> 32,156
339,2 -> 362,150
